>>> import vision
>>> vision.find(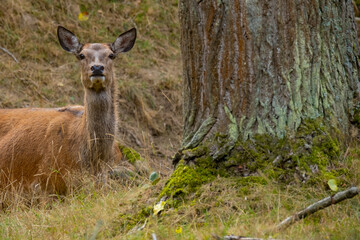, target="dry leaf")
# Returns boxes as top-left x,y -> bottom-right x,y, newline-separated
78,12 -> 89,21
